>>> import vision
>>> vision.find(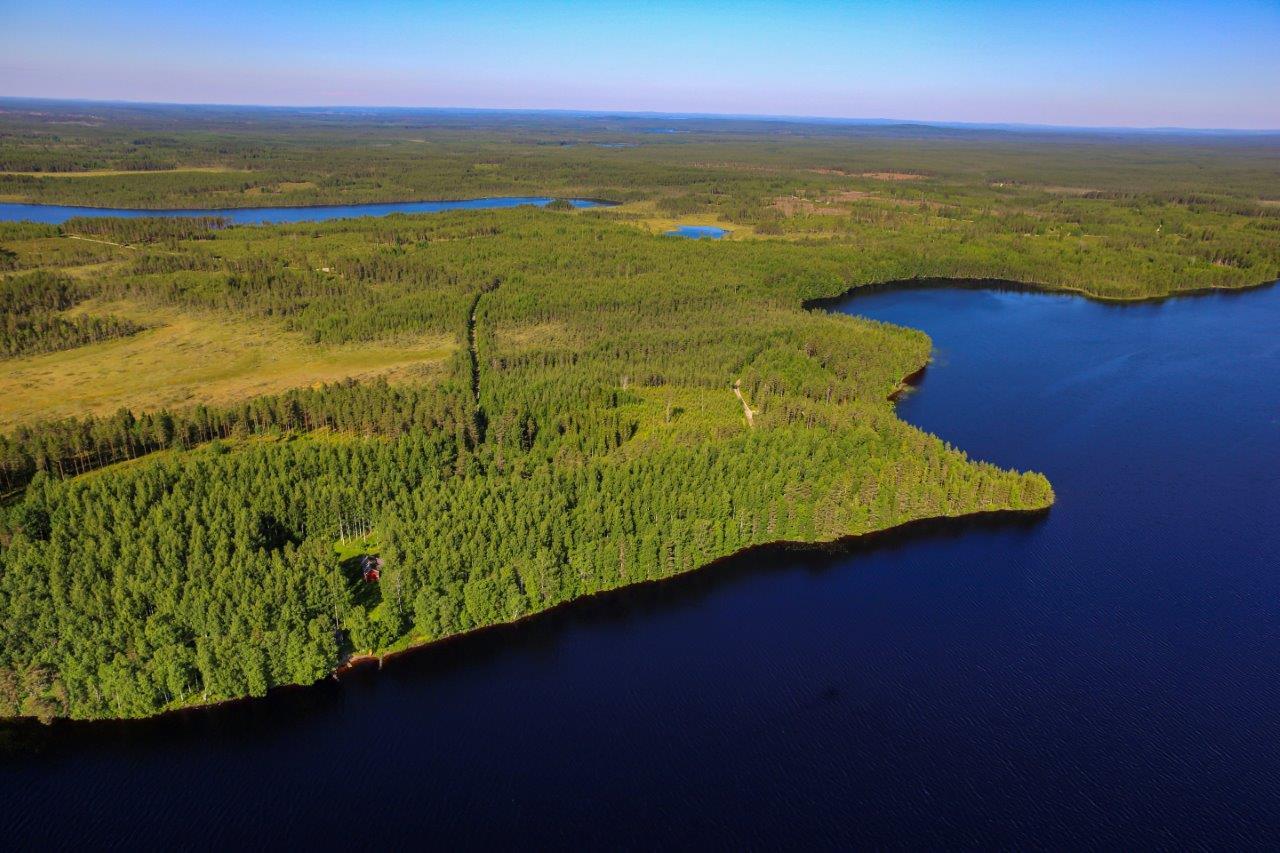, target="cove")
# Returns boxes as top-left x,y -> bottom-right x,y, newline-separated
3,281 -> 1279,849
0,197 -> 607,225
